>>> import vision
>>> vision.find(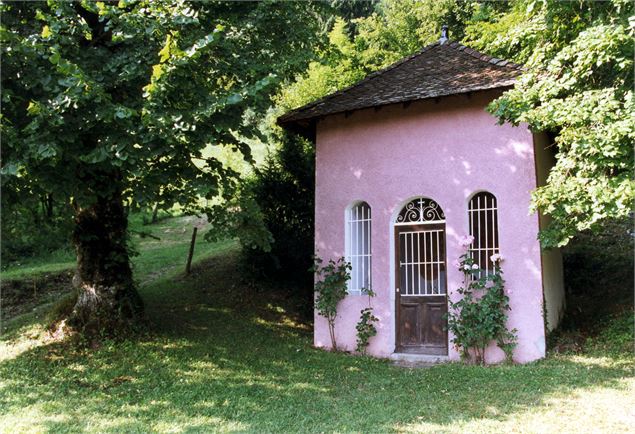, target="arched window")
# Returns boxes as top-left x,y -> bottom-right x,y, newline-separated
346,202 -> 371,293
468,192 -> 499,277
